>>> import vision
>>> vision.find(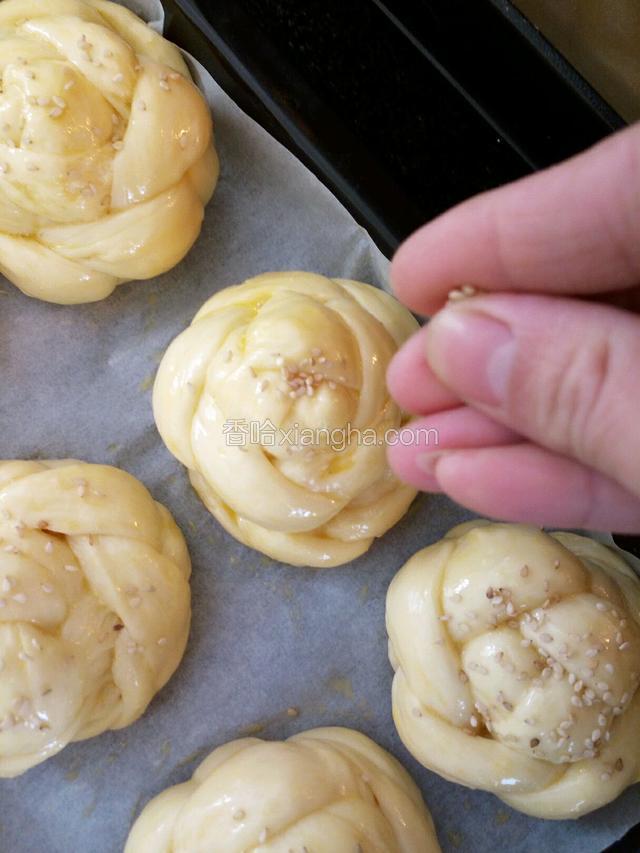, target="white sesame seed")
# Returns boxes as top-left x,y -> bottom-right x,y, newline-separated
601,771 -> 611,781
157,637 -> 167,646
603,691 -> 615,704
12,593 -> 26,604
619,641 -> 631,651
595,601 -> 608,612
112,73 -> 124,83
469,715 -> 478,727
41,583 -> 54,594
159,79 -> 170,91
49,107 -> 63,118
64,79 -> 75,91
64,564 -> 78,573
112,140 -> 124,150
258,829 -> 268,843
585,648 -> 599,658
